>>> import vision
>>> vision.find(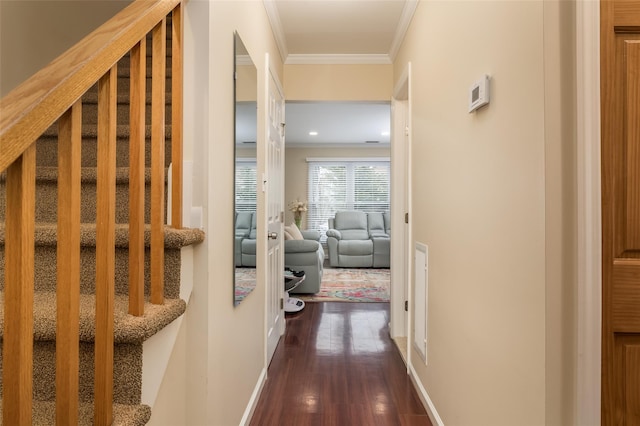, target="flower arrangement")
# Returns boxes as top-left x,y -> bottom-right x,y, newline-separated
288,199 -> 308,228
